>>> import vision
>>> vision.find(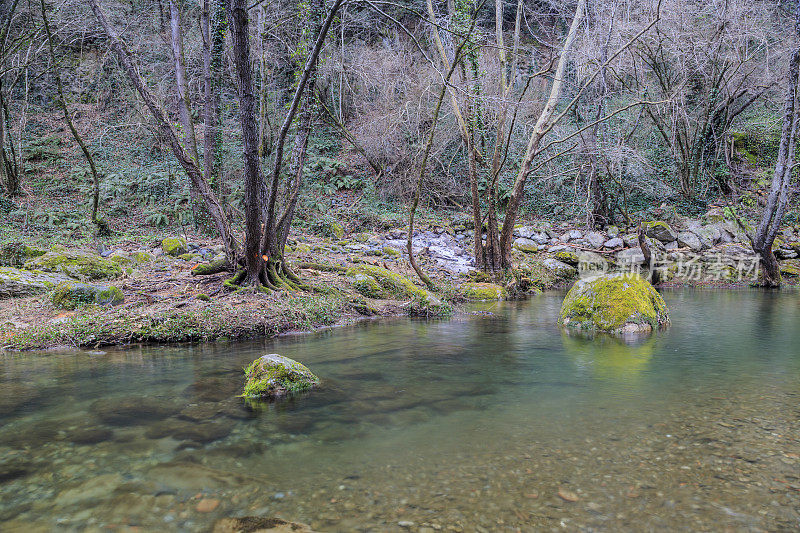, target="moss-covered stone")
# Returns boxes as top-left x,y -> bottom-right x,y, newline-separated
559,273 -> 670,334
513,238 -> 539,253
162,237 -> 187,256
382,246 -> 401,256
345,264 -> 428,300
242,353 -> 320,400
51,281 -> 124,309
780,259 -> 800,277
295,243 -> 311,254
0,242 -> 46,267
0,267 -> 70,298
460,282 -> 507,301
642,221 -> 678,243
349,272 -> 385,299
554,250 -> 580,266
23,248 -> 122,281
131,251 -> 154,264
178,252 -> 201,261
